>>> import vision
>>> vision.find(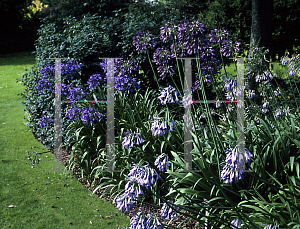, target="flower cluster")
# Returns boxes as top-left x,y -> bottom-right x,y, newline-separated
116,162 -> 161,213
80,106 -> 105,126
133,30 -> 157,52
155,20 -> 222,91
130,212 -> 163,229
280,56 -> 289,65
255,70 -> 276,83
158,85 -> 179,105
68,87 -> 90,101
65,105 -> 105,126
36,75 -> 54,94
154,153 -> 170,172
40,61 -> 82,80
122,129 -> 145,149
37,61 -> 83,95
224,77 -> 237,102
261,99 -> 270,114
221,146 -> 253,183
153,47 -> 175,80
245,89 -> 255,99
284,54 -> 300,77
87,74 -> 105,90
151,117 -> 176,136
99,58 -> 141,95
38,115 -> 54,128
231,218 -> 244,228
167,20 -> 207,57
209,28 -> 241,57
160,201 -> 179,220
61,83 -> 71,96
274,106 -> 289,118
